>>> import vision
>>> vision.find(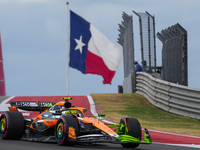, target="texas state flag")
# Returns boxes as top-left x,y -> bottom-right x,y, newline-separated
69,10 -> 121,84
